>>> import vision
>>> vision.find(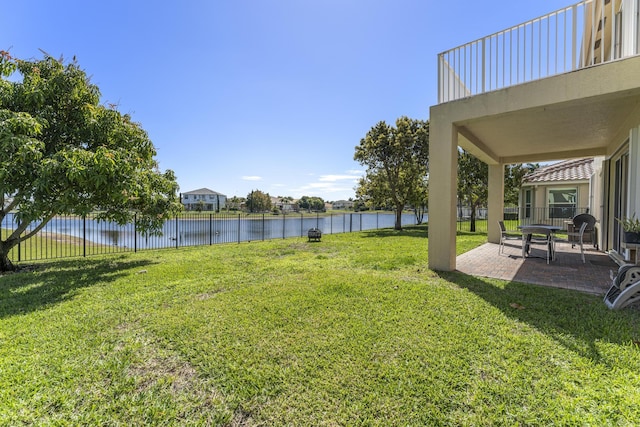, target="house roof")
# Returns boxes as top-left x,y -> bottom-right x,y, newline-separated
182,188 -> 226,196
523,158 -> 594,184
